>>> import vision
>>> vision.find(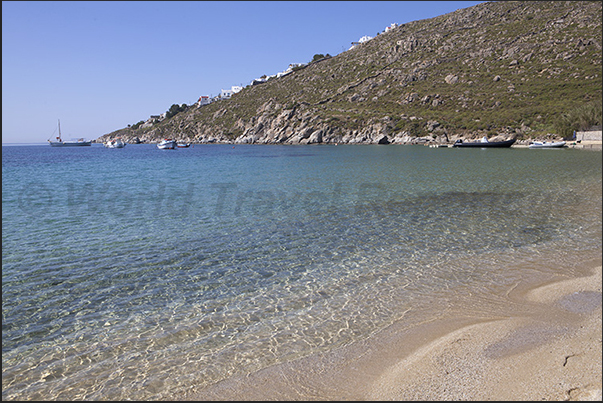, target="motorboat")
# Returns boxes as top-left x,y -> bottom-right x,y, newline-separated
452,136 -> 516,148
157,139 -> 177,149
177,142 -> 191,148
48,120 -> 91,147
528,140 -> 566,149
104,138 -> 126,148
